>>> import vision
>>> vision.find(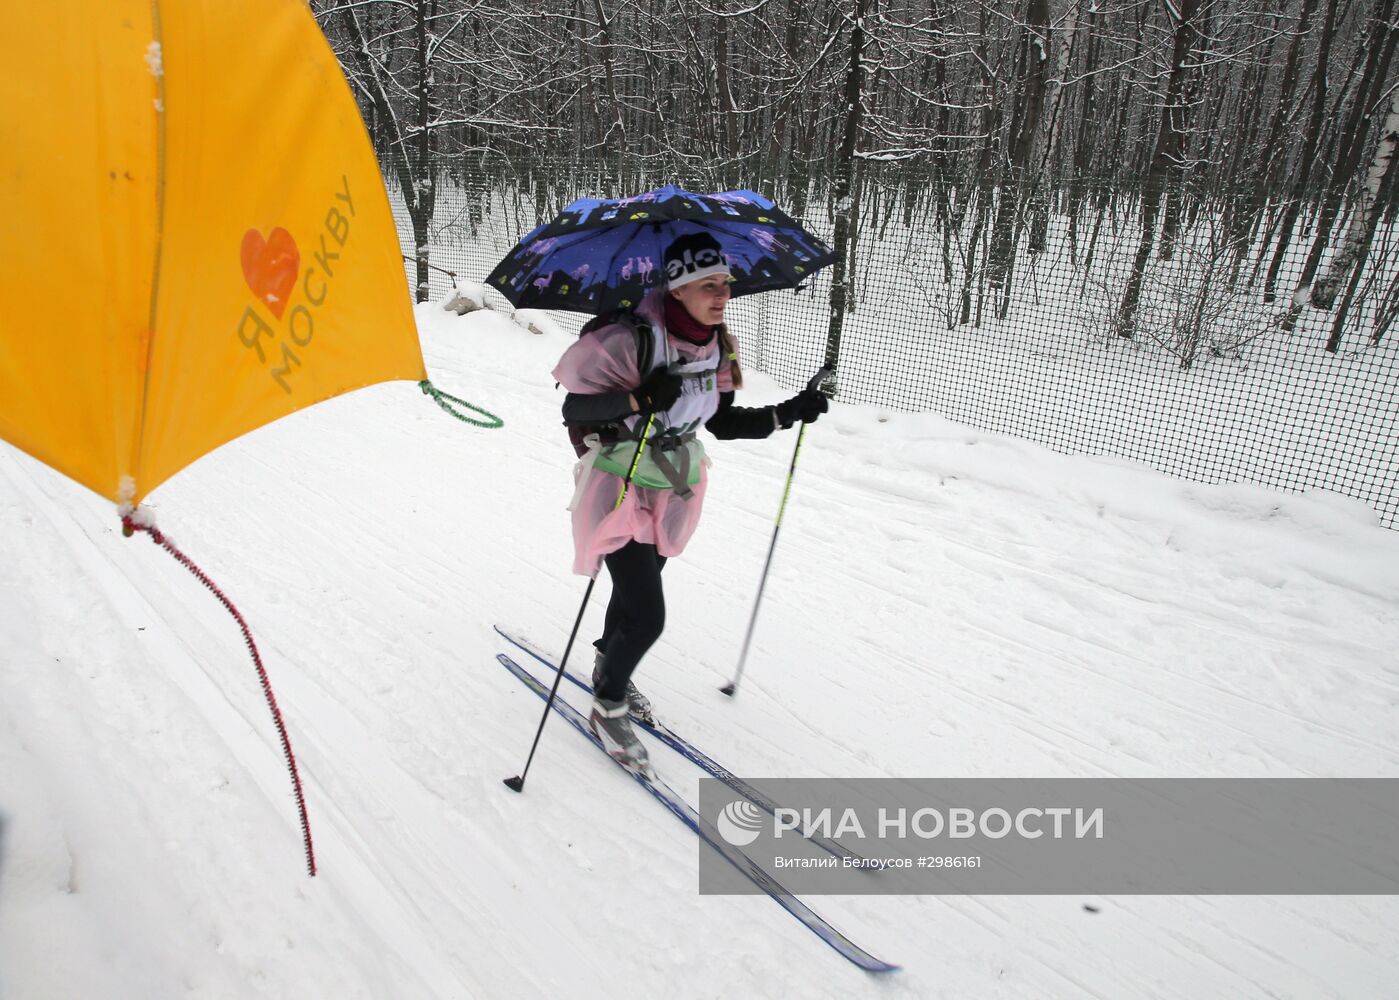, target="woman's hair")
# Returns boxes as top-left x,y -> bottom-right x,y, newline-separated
717,324 -> 743,389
